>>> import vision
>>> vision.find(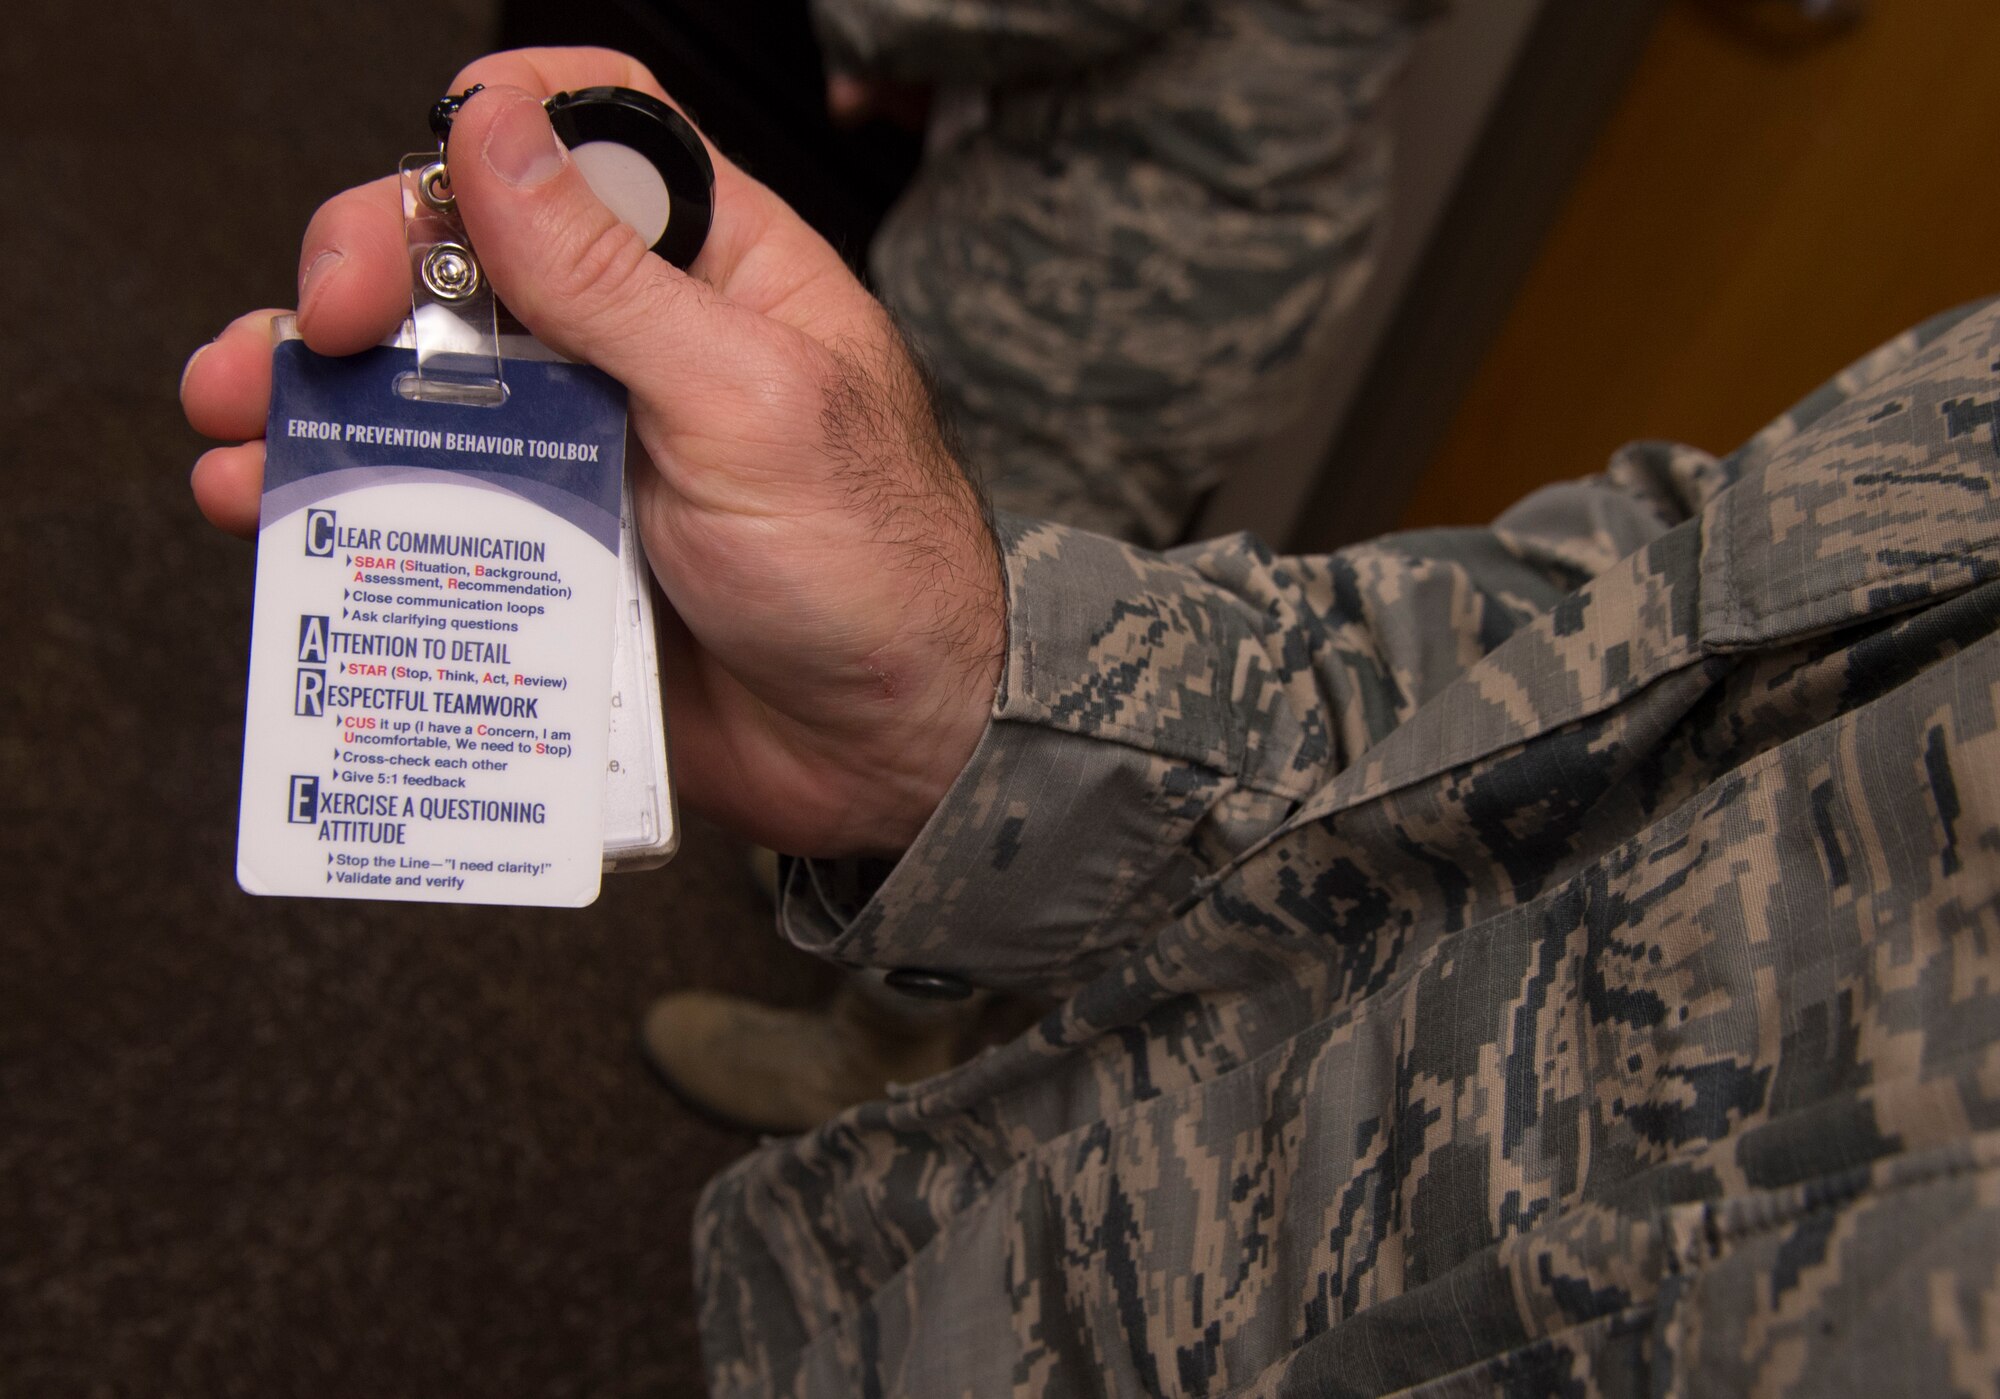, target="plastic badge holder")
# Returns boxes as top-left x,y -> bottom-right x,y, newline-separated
268,315 -> 679,873
600,454 -> 678,871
